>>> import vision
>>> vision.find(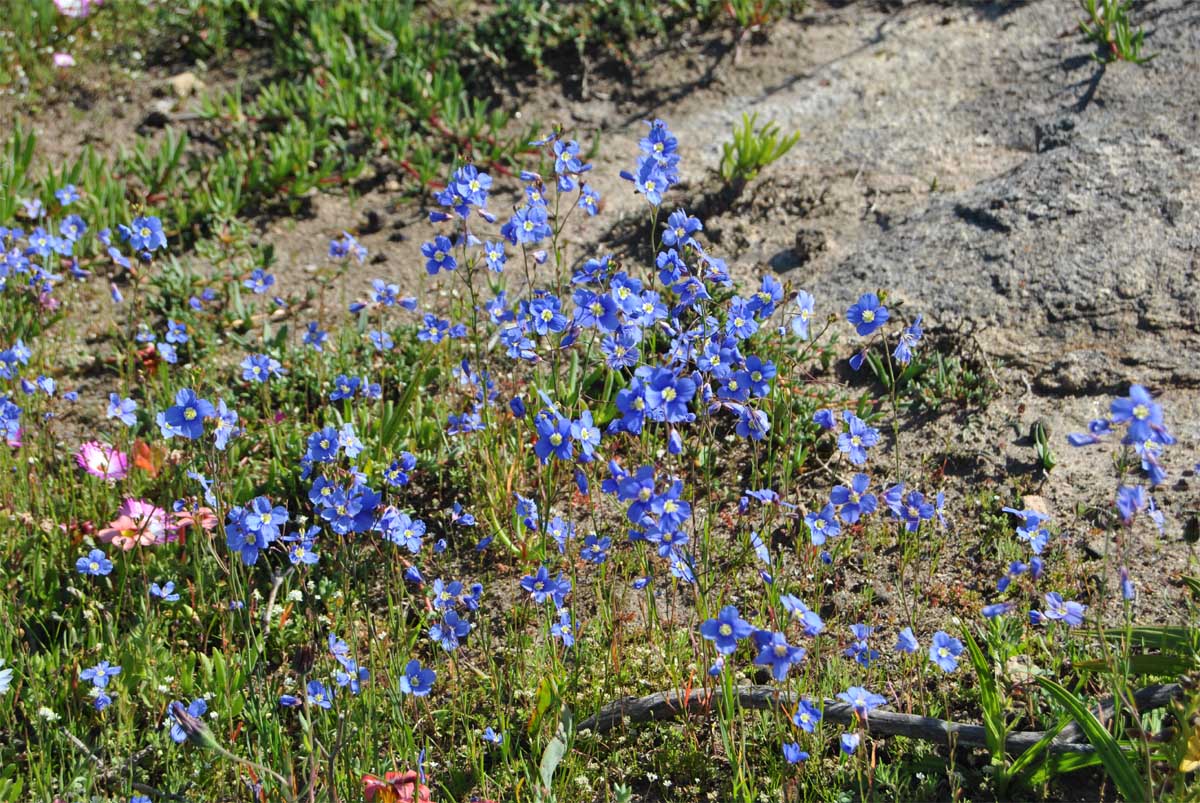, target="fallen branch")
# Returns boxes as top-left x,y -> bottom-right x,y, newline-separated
576,683 -> 1182,756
